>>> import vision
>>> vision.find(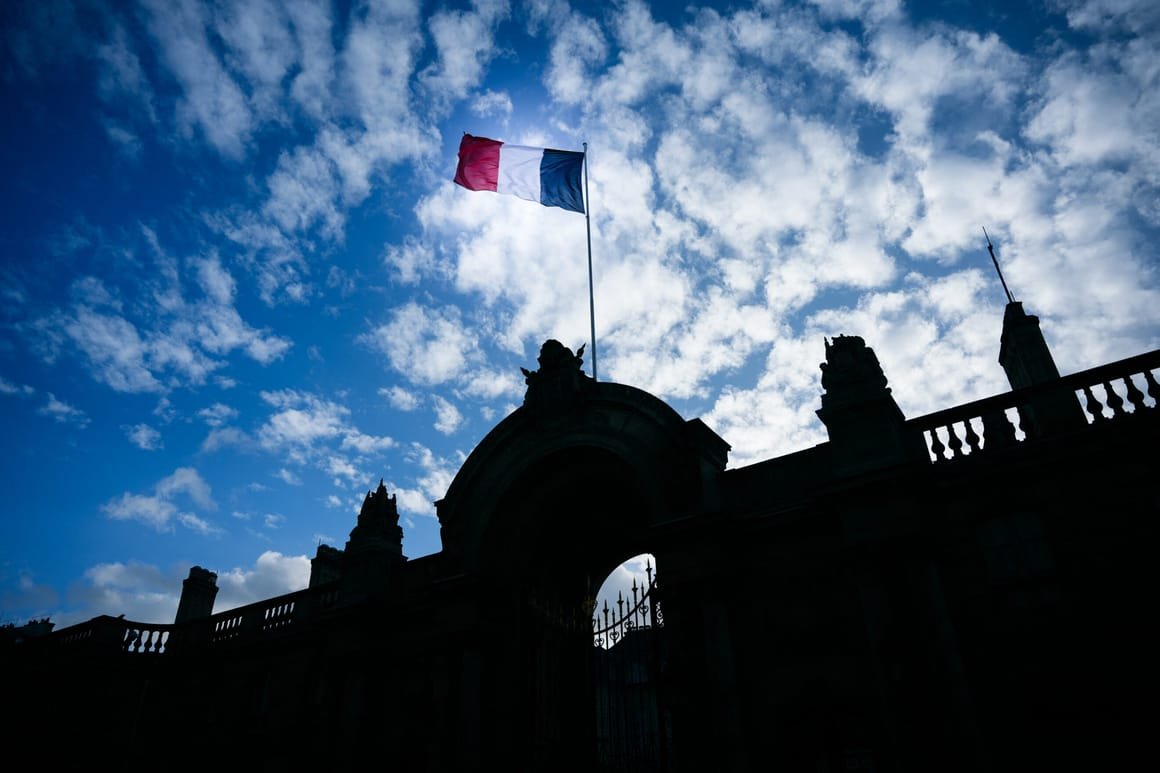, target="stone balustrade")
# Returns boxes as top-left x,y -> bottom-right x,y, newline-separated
908,350 -> 1159,463
33,583 -> 336,656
